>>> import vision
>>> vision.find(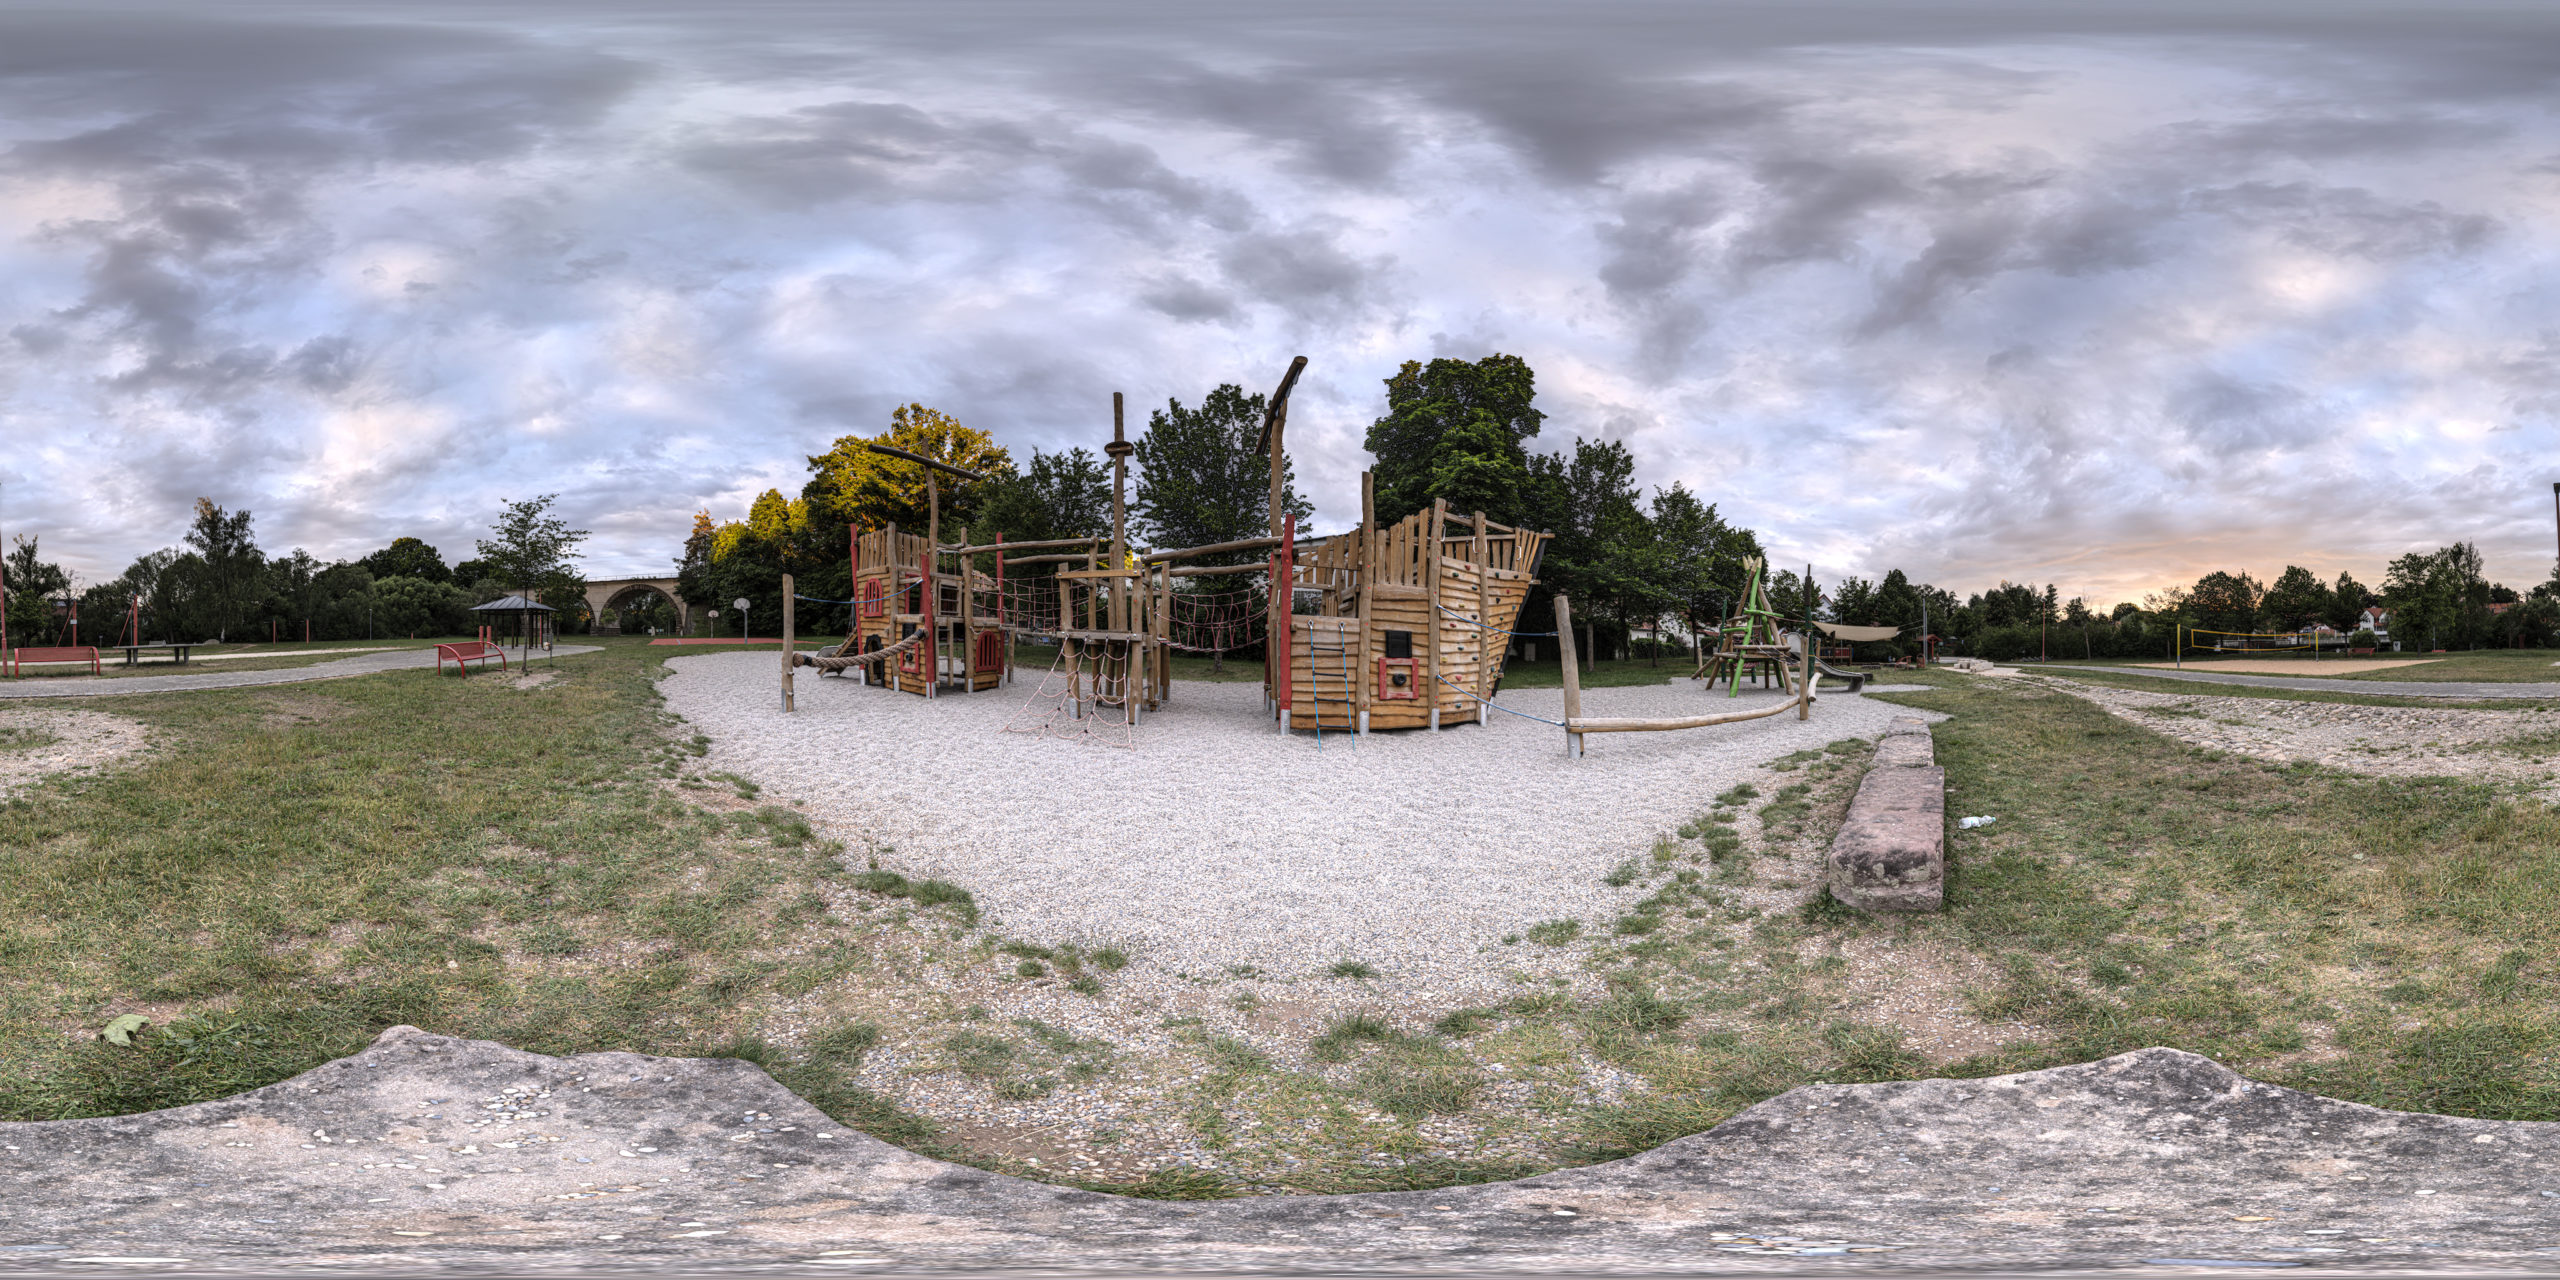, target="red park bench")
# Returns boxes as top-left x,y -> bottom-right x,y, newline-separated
434,640 -> 509,675
5,645 -> 101,677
